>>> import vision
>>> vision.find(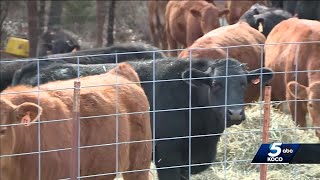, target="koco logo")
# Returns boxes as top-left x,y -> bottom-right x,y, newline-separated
267,143 -> 283,162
